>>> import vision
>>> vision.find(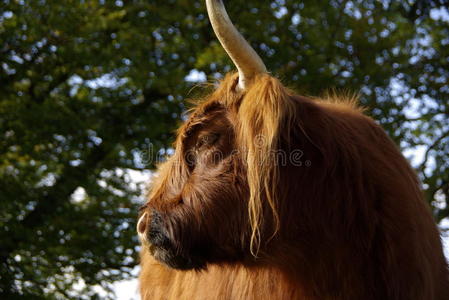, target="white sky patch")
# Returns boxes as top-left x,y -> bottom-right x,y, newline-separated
36,173 -> 57,188
85,74 -> 128,89
441,219 -> 449,260
185,69 -> 207,82
70,187 -> 87,204
443,236 -> 449,262
291,13 -> 301,25
112,272 -> 140,300
274,6 -> 288,18
402,145 -> 427,167
67,73 -> 128,97
127,169 -> 152,184
430,7 -> 449,22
